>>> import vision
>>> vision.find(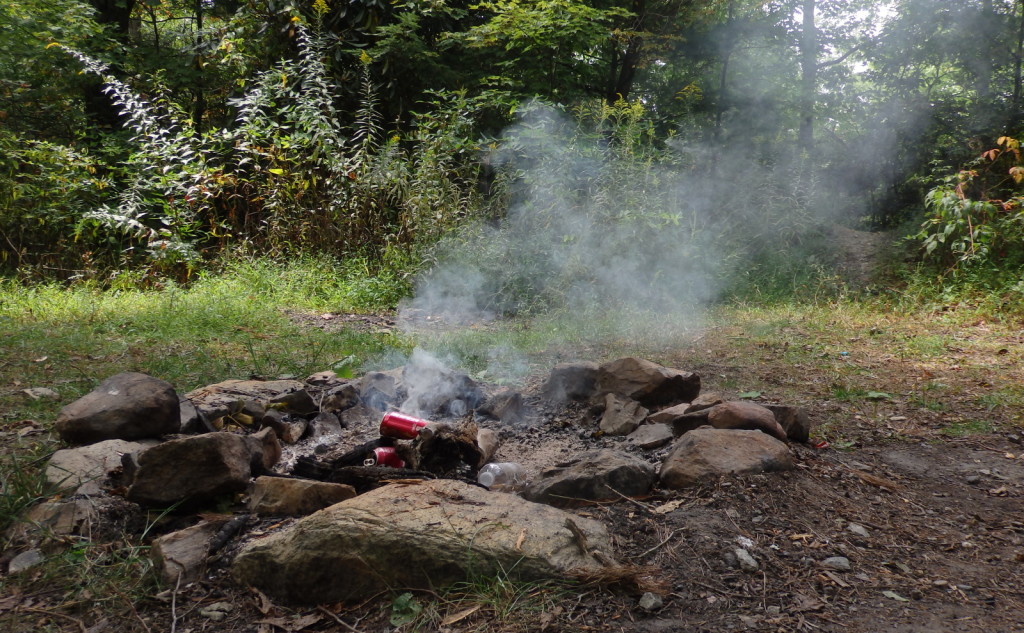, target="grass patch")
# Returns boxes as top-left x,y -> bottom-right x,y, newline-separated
940,419 -> 994,437
392,571 -> 578,633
